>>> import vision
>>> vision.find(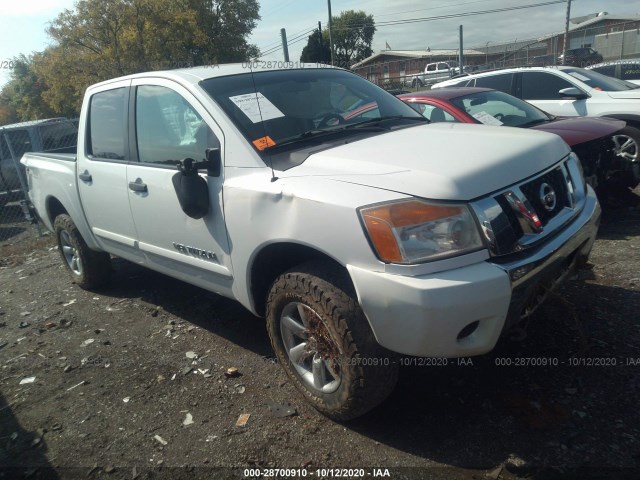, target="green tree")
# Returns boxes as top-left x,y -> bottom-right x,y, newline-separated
331,10 -> 375,67
0,55 -> 56,123
2,0 -> 261,116
300,29 -> 330,64
300,11 -> 375,68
